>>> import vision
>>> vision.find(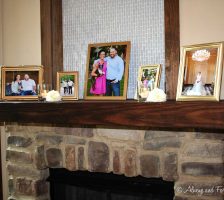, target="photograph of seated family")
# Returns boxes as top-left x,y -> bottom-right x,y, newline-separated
84,41 -> 130,100
5,71 -> 39,96
1,66 -> 43,100
181,48 -> 217,96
